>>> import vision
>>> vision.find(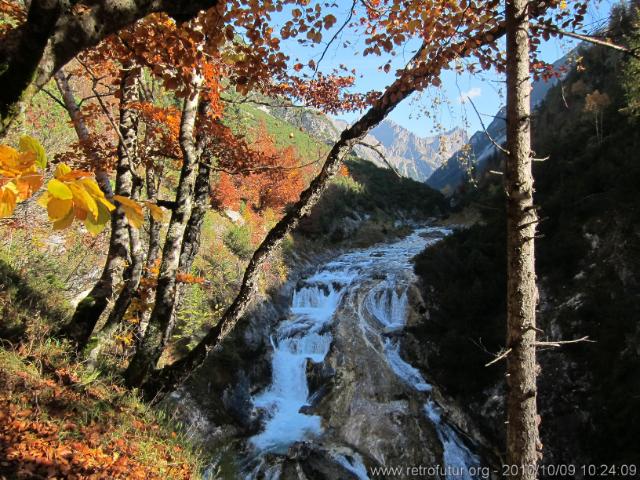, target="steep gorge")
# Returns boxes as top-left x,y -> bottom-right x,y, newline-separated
172,228 -> 497,479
